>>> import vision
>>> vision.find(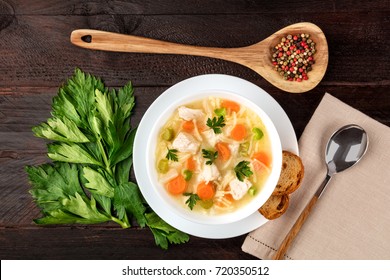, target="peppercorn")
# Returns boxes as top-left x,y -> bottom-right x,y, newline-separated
271,33 -> 316,82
